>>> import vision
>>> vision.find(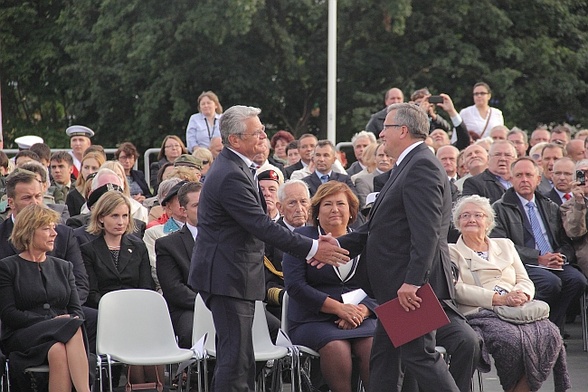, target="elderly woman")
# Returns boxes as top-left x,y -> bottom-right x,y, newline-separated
0,204 -> 89,392
270,130 -> 295,165
450,195 -> 569,392
458,82 -> 504,139
283,182 -> 376,392
185,91 -> 223,152
192,147 -> 214,179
